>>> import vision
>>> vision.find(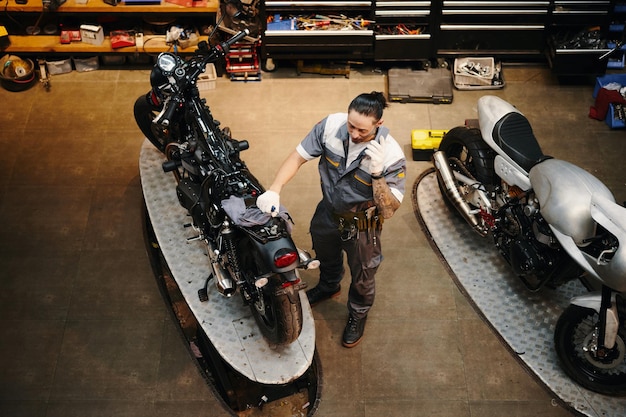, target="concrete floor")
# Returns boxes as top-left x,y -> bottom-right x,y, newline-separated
0,61 -> 625,417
